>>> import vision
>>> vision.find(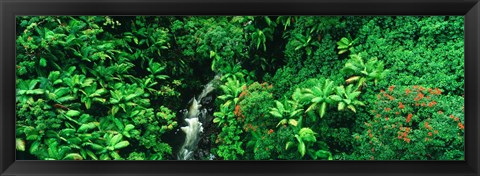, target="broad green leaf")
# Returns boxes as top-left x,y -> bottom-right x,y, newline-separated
315,150 -> 332,160
47,145 -> 59,159
275,101 -> 285,113
29,89 -> 45,95
57,96 -> 75,103
329,95 -> 342,102
288,119 -> 298,127
344,99 -> 352,105
347,105 -> 356,113
16,138 -> 25,151
290,109 -> 302,118
114,141 -> 130,149
67,137 -> 82,145
66,110 -> 81,117
39,58 -> 47,67
305,103 -> 318,112
85,143 -> 104,151
113,119 -> 125,131
269,110 -> 283,118
338,102 -> 346,111
54,87 -> 70,97
85,99 -> 92,109
110,151 -> 123,160
354,100 -> 365,106
299,128 -> 316,142
30,141 -> 41,154
209,51 -> 216,58
124,124 -> 135,131
77,122 -> 99,133
311,97 -> 323,103
213,112 -> 225,118
298,141 -> 306,157
112,106 -> 119,115
109,134 -> 123,146
63,153 -> 83,160
26,135 -> 39,141
285,141 -> 294,150
81,78 -> 95,87
86,149 -> 98,160
320,102 -> 327,118
276,119 -> 288,127
100,153 -> 110,160
48,71 -> 61,80
345,76 -> 360,83
60,128 -> 76,136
